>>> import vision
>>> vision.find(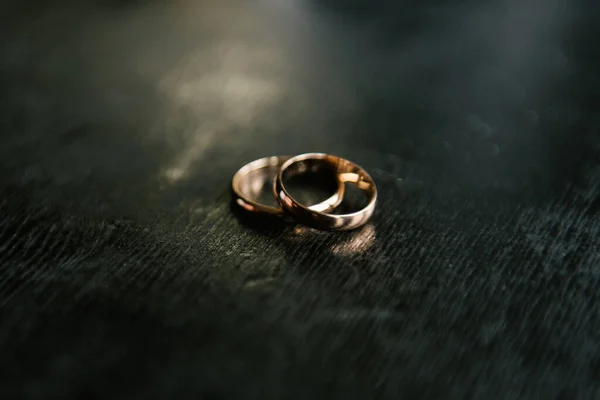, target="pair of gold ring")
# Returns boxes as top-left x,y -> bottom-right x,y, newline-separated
232,153 -> 377,231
